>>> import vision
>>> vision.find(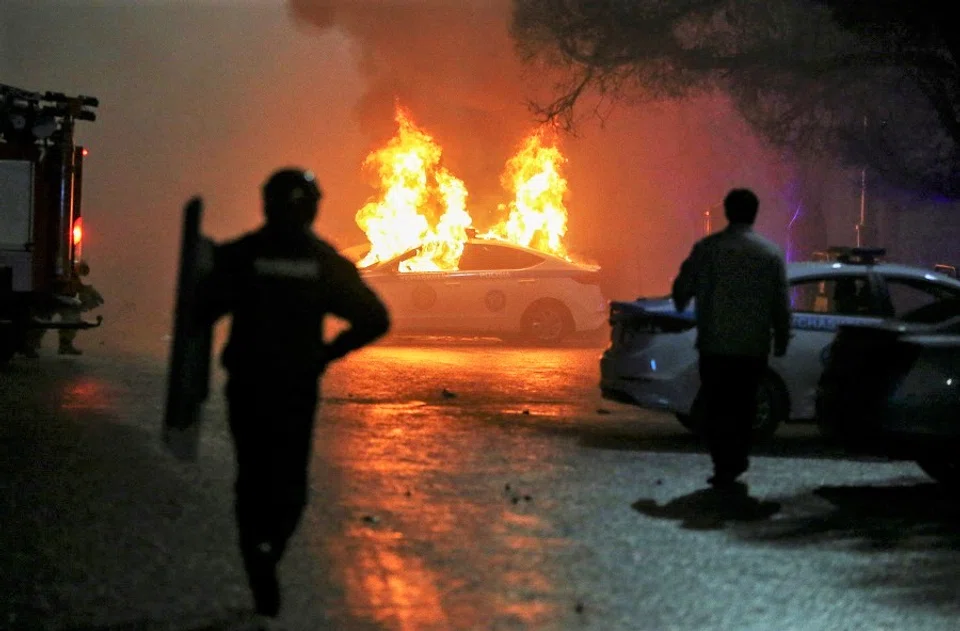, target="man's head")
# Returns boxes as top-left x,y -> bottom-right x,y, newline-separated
75,260 -> 90,277
724,188 -> 759,225
262,168 -> 323,229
